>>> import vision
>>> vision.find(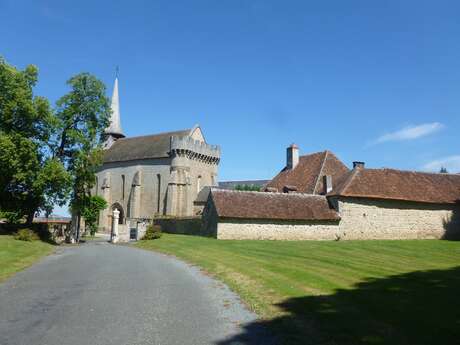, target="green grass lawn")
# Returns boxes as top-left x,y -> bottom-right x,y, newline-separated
0,235 -> 55,283
135,234 -> 460,345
